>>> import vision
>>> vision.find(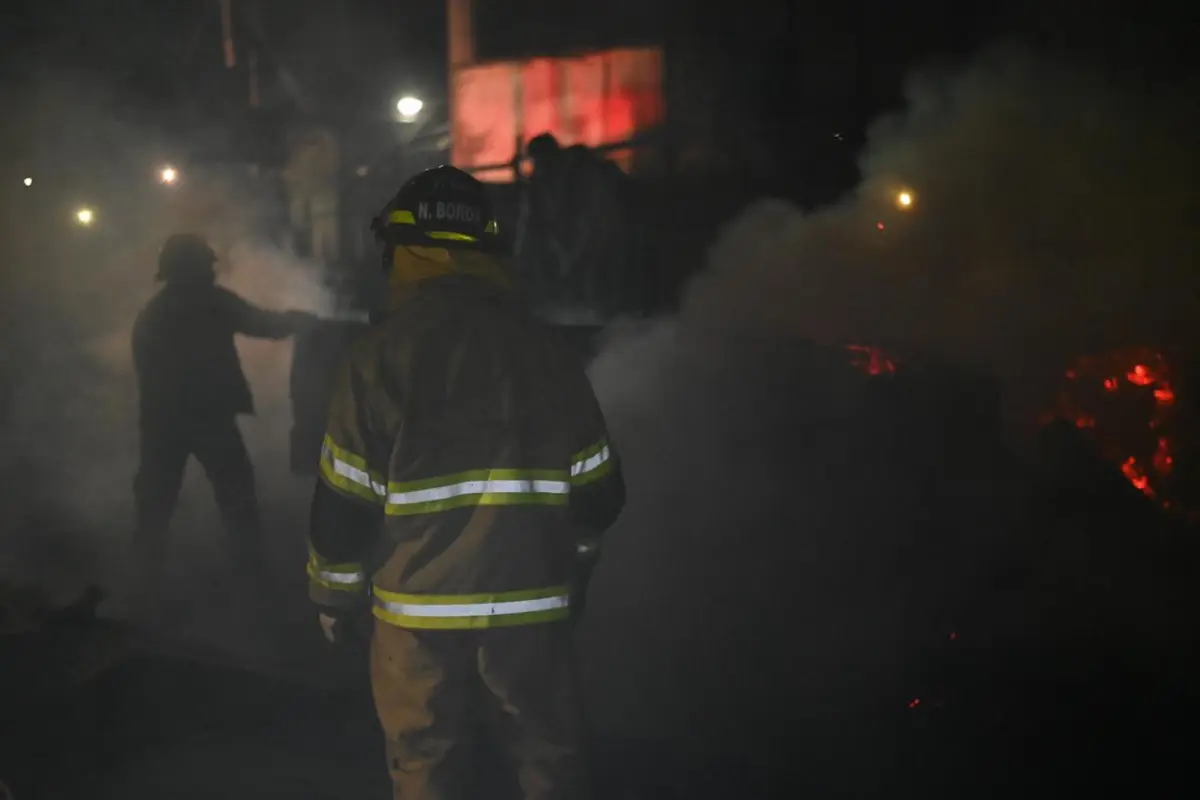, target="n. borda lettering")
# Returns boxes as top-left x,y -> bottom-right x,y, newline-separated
417,201 -> 481,224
